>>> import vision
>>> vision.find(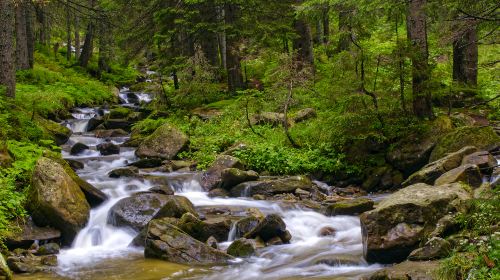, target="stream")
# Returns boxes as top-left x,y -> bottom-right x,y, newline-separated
16,89 -> 383,280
